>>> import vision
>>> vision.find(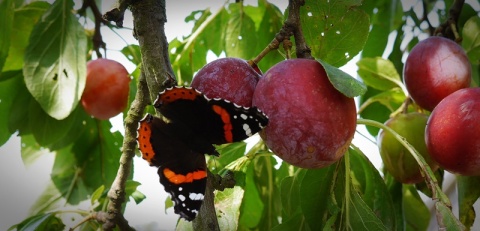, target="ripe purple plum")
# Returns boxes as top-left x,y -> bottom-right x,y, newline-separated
403,36 -> 471,111
425,88 -> 480,176
253,59 -> 356,169
191,58 -> 261,107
